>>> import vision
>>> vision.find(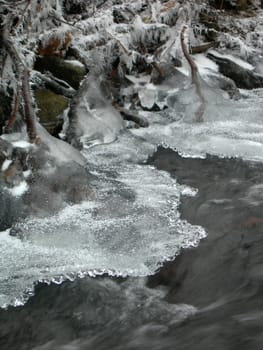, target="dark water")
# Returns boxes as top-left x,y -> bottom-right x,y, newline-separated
1,147 -> 263,350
